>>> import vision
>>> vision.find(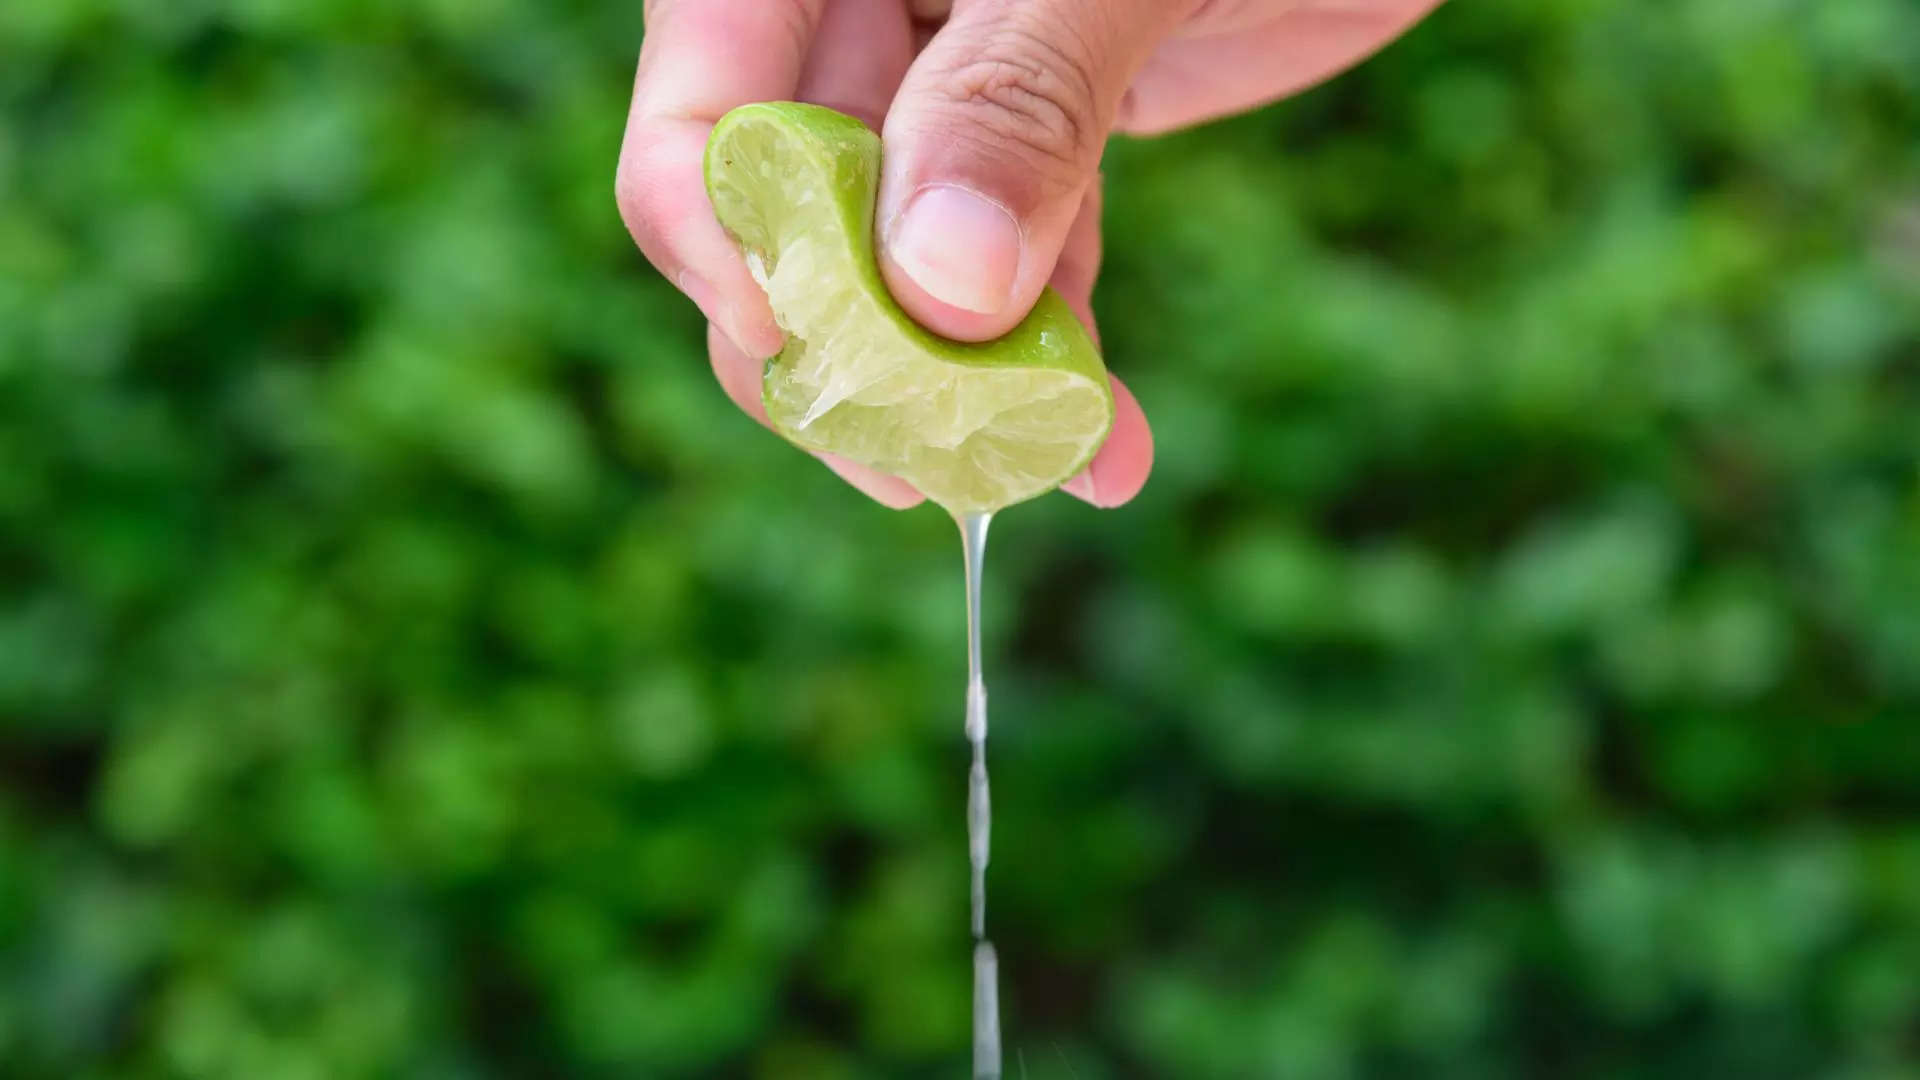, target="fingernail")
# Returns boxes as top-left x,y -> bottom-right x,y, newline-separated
886,184 -> 1022,315
677,269 -> 740,346
680,269 -> 783,358
1061,466 -> 1101,506
815,453 -> 925,510
676,269 -> 721,318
